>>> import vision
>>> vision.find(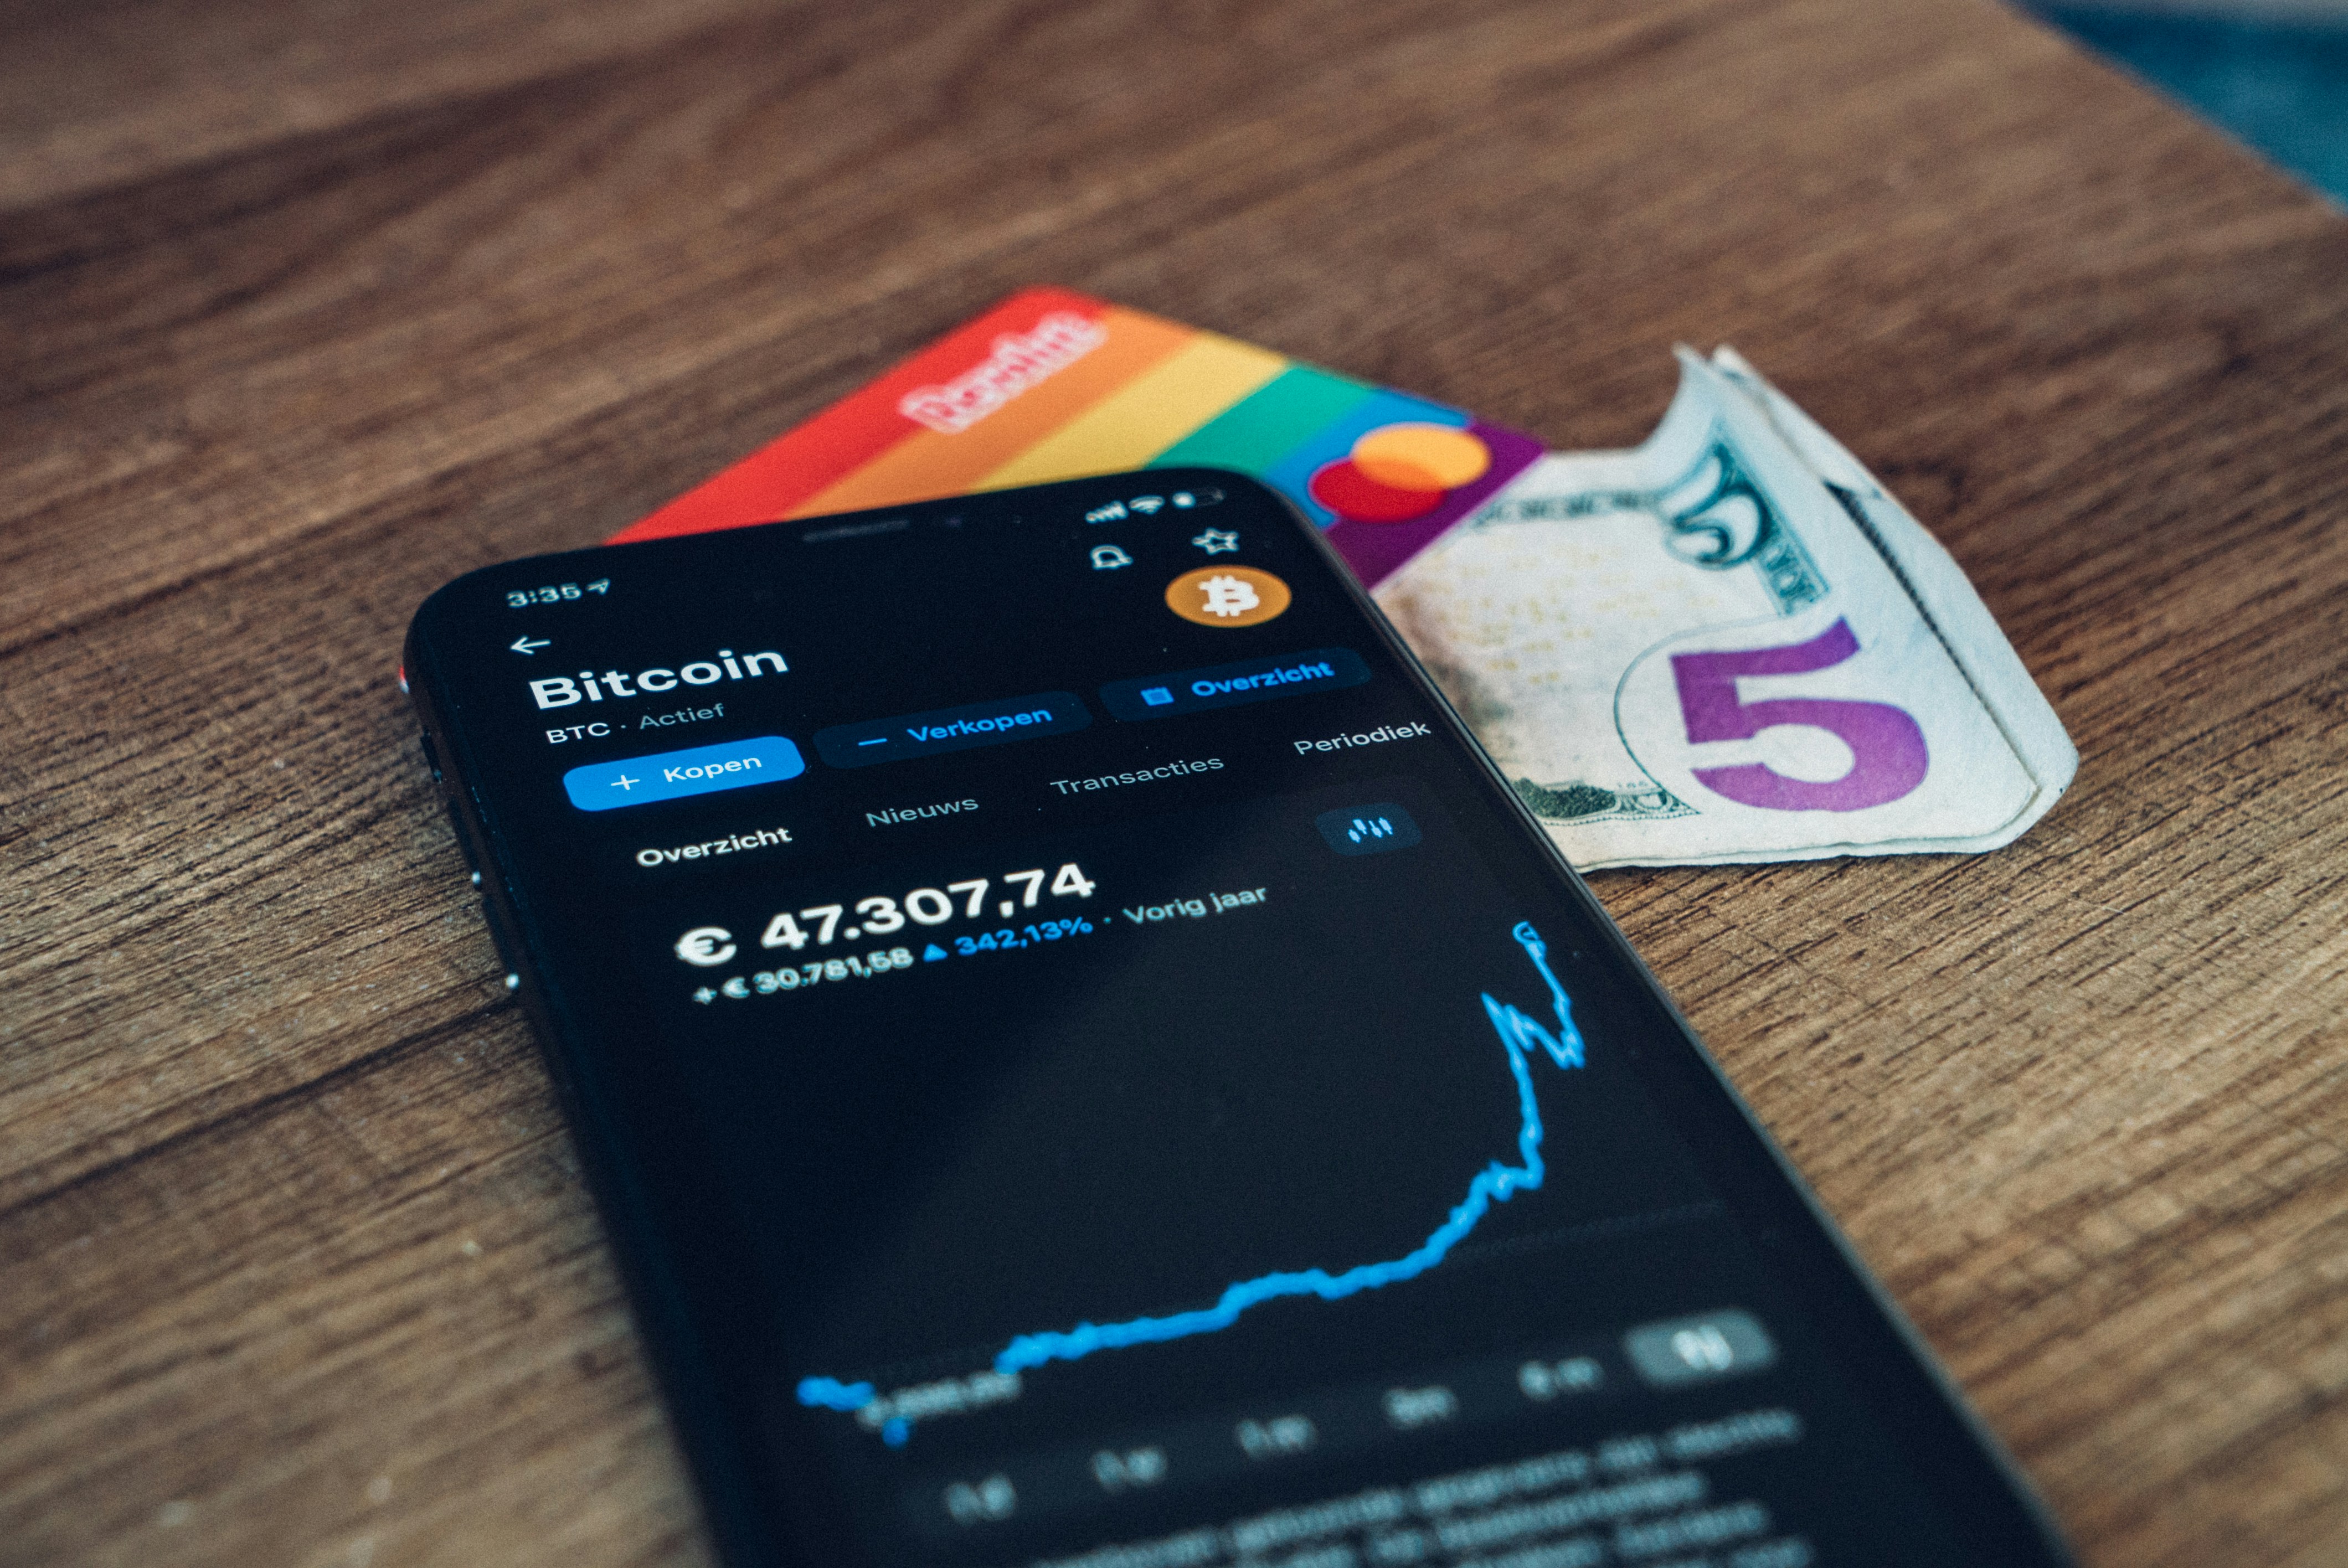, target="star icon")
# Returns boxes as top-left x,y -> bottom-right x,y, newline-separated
1190,528 -> 1240,555
693,987 -> 717,1004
